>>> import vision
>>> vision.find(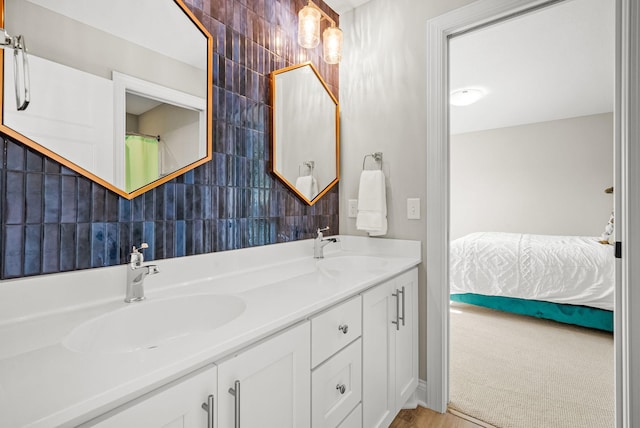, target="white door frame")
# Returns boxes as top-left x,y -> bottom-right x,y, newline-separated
425,1 -> 640,426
